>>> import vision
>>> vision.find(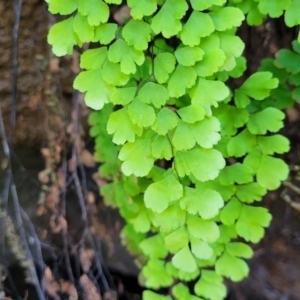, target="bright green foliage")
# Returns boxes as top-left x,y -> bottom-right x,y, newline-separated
284,0 -> 300,27
194,270 -> 227,300
244,149 -> 289,190
168,65 -> 197,97
144,173 -> 183,213
153,53 -> 176,83
258,0 -> 291,18
128,0 -> 158,20
141,259 -> 173,288
236,205 -> 272,243
93,23 -> 118,44
48,18 -> 79,56
48,0 -> 78,15
152,203 -> 186,233
47,0 -> 295,299
107,107 -> 142,144
173,283 -> 203,300
180,187 -> 223,219
143,291 -> 171,300
175,148 -> 225,181
215,251 -> 249,281
73,69 -> 113,109
152,108 -> 178,135
151,0 -> 188,38
123,20 -> 152,51
172,245 -> 198,273
78,0 -> 109,26
209,7 -> 245,31
180,12 -> 215,46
